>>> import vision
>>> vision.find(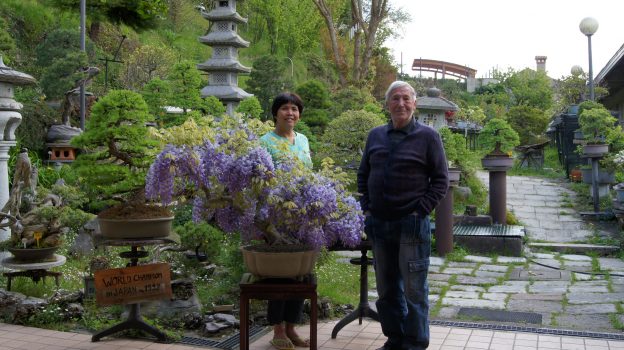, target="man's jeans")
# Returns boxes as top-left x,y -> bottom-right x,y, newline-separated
367,214 -> 431,350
